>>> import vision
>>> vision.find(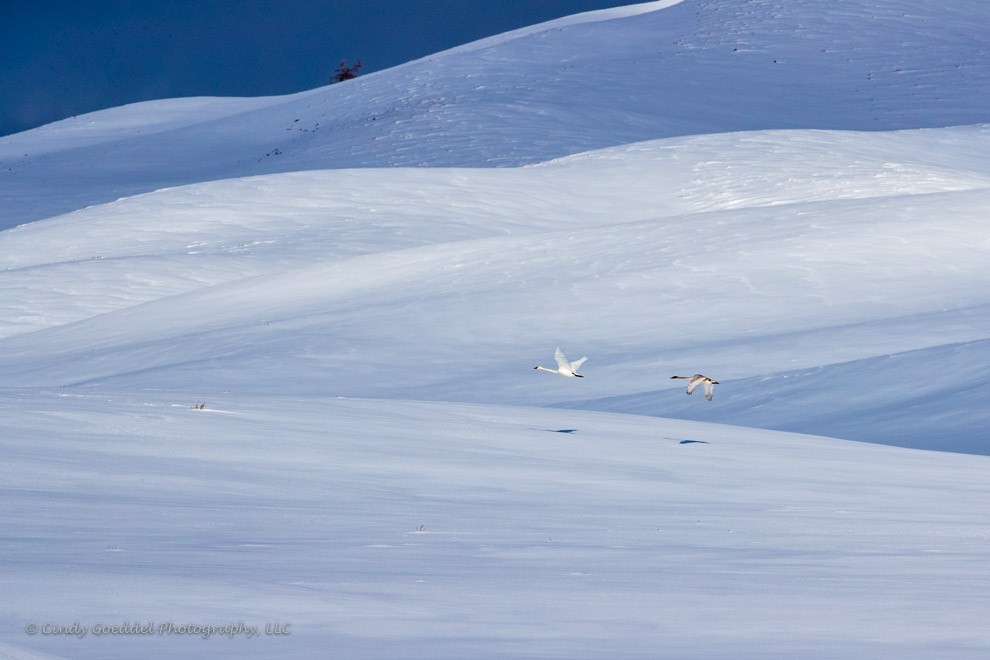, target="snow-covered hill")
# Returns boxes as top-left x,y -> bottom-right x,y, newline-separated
3,0 -> 990,657
2,0 -> 989,228
1,126 -> 987,453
